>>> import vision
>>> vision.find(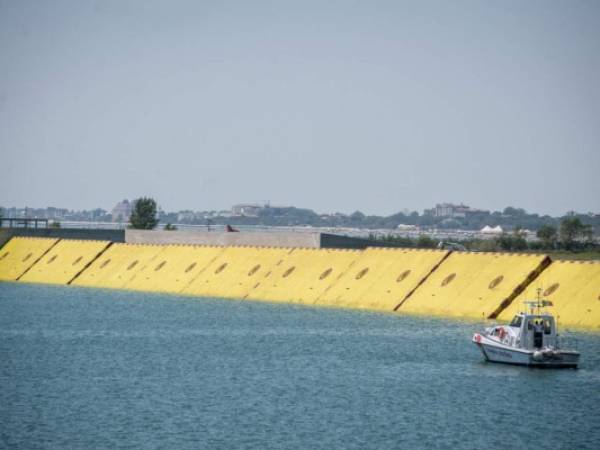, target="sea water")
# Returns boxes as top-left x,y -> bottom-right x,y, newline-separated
1,283 -> 599,449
